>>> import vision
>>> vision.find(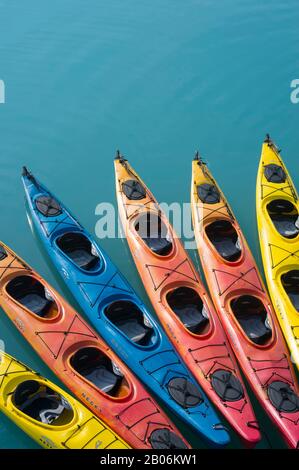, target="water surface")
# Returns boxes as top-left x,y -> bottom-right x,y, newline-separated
0,0 -> 298,448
